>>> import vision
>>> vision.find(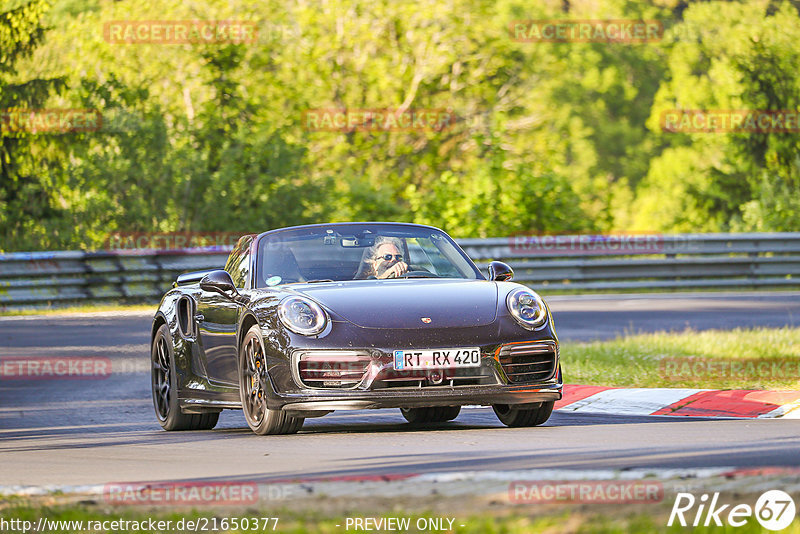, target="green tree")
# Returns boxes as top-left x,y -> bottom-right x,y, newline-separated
635,1 -> 800,232
7,0 -> 799,251
0,0 -> 67,250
